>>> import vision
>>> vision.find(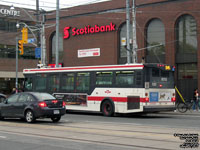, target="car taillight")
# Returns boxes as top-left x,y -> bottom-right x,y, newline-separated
62,101 -> 66,107
39,102 -> 47,108
52,100 -> 58,104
